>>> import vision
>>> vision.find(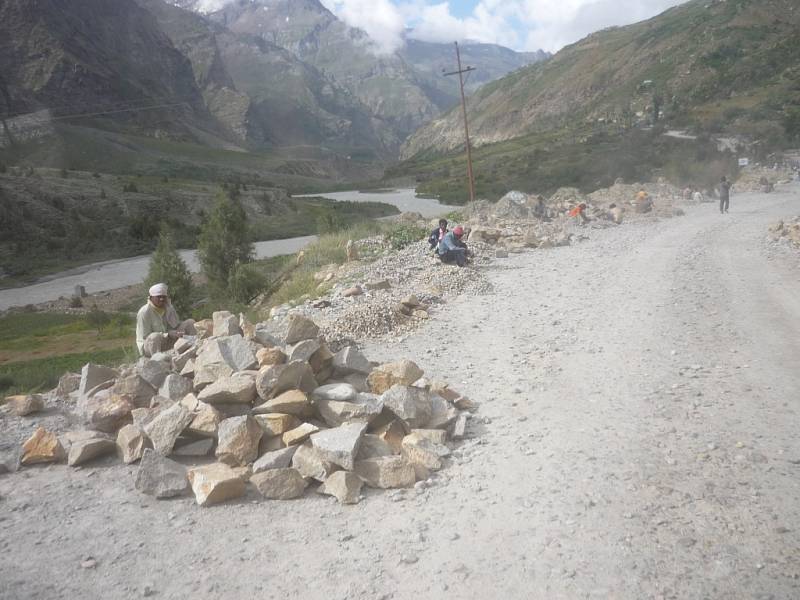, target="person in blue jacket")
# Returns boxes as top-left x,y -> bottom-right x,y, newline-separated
438,225 -> 468,267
